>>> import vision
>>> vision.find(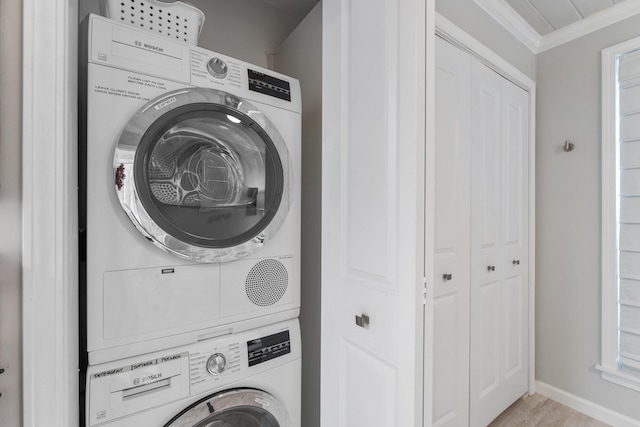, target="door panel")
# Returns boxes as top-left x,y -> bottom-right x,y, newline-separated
433,294 -> 462,424
476,280 -> 500,399
498,74 -> 529,409
321,0 -> 425,426
470,58 -> 528,427
433,38 -> 530,427
346,0 -> 394,279
433,36 -> 471,427
470,59 -> 503,427
504,275 -> 524,377
340,341 -> 398,426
